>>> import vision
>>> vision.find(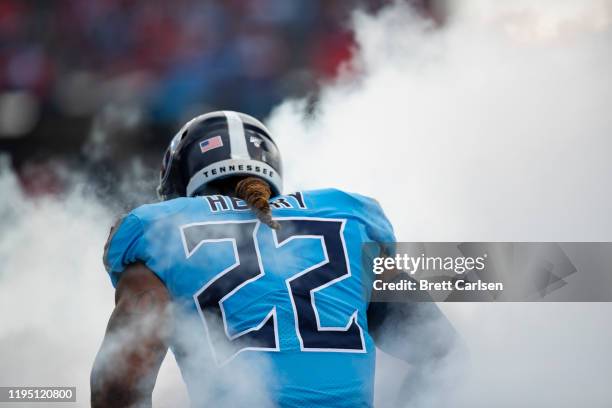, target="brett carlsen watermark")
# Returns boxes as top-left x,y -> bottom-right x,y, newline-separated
372,252 -> 504,292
